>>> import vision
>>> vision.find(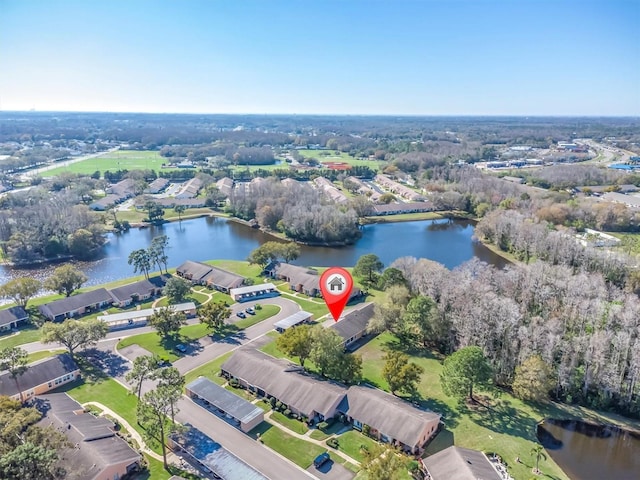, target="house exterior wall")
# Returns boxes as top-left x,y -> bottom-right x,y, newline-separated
13,369 -> 80,402
241,414 -> 264,433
